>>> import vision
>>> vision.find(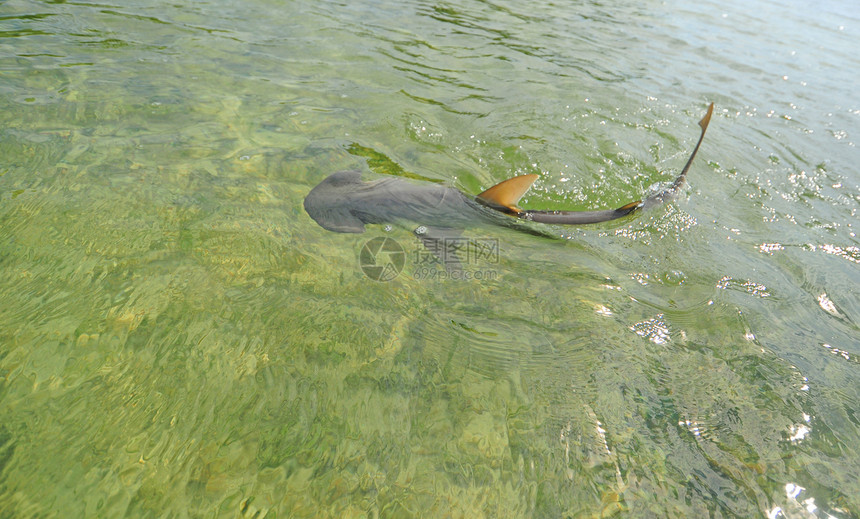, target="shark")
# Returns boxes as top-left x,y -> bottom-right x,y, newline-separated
304,103 -> 713,265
